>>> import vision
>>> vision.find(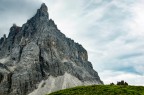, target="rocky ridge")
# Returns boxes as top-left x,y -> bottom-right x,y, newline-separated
0,3 -> 103,95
